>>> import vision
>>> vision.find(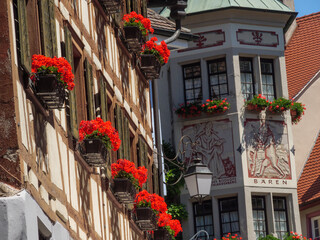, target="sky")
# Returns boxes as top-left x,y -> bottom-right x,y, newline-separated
295,0 -> 320,17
